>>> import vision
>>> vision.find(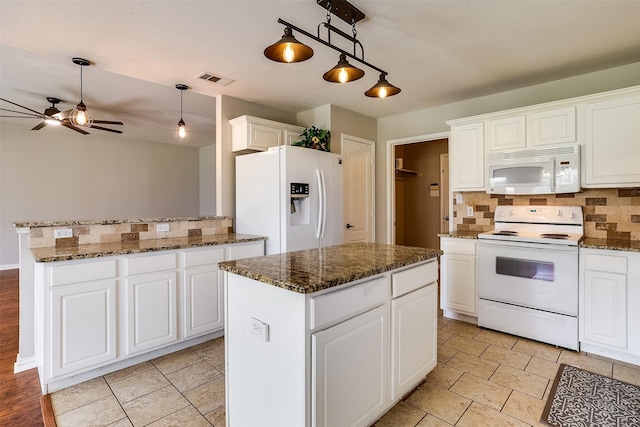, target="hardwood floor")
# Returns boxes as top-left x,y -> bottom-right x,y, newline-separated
0,269 -> 44,426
